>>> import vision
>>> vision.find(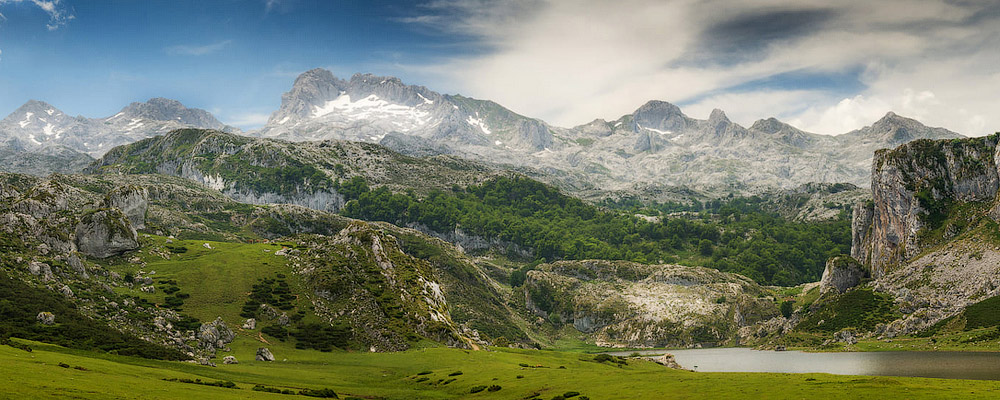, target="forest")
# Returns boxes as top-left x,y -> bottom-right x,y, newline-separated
341,176 -> 850,286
